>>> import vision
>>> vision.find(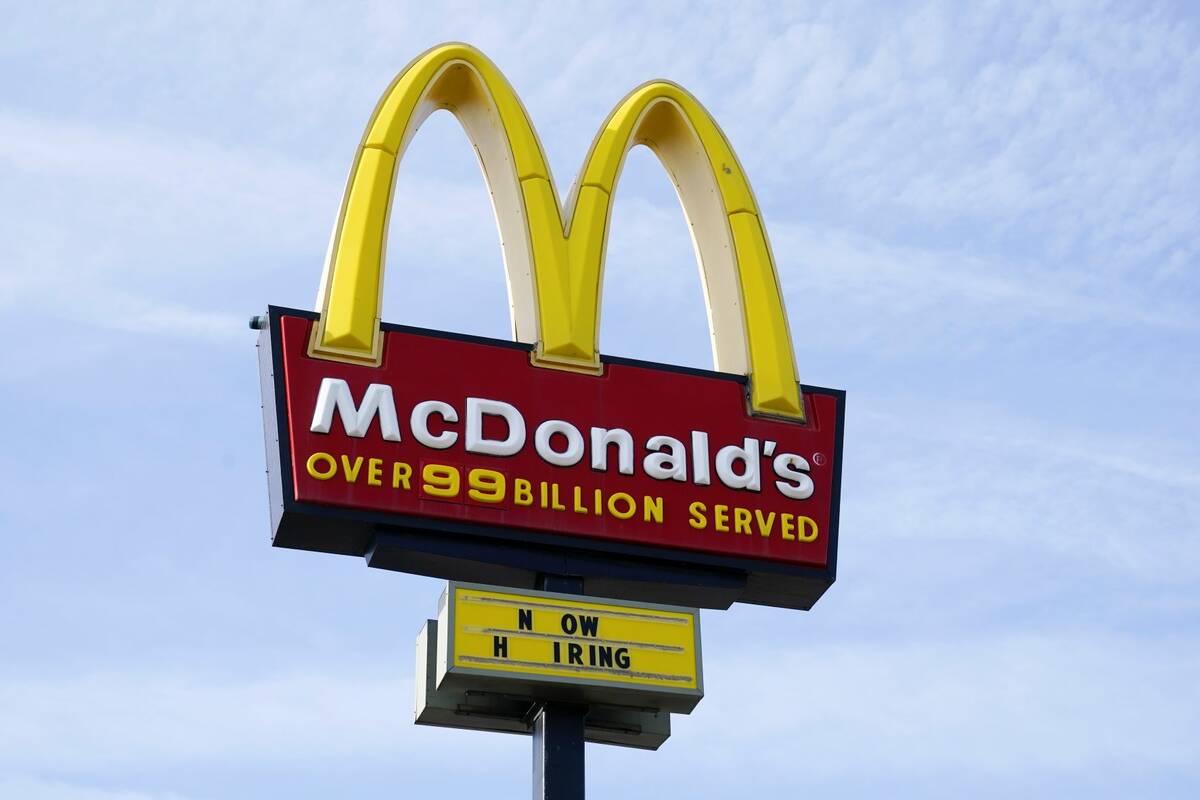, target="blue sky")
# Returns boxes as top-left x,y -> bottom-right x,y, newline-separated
1,2 -> 1198,798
